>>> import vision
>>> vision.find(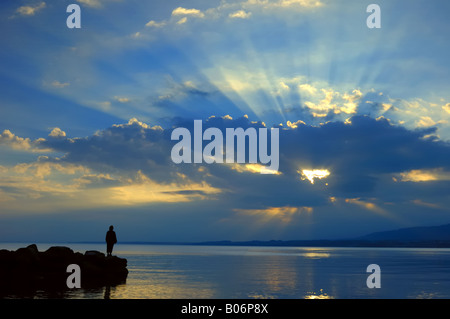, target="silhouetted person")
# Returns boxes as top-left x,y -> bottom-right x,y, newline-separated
105,225 -> 117,257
